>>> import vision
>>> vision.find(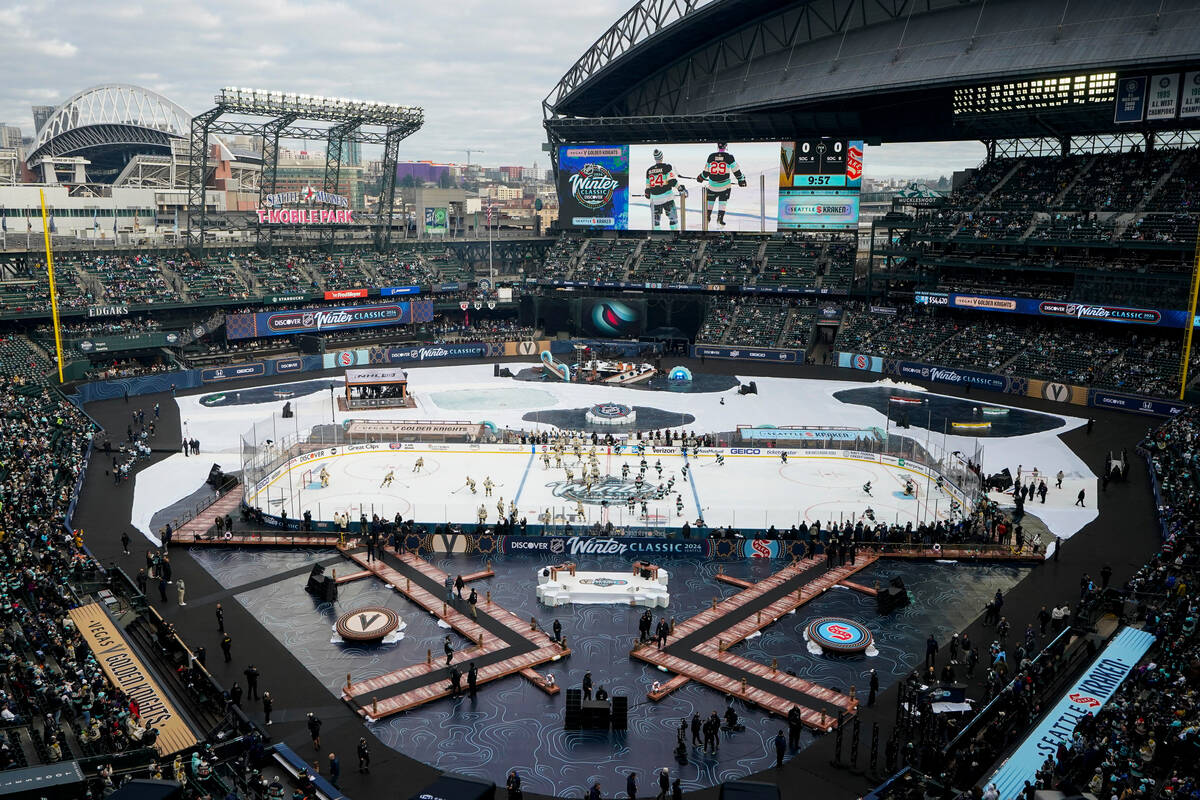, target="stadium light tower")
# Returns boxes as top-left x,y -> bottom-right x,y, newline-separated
187,87 -> 424,255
